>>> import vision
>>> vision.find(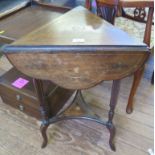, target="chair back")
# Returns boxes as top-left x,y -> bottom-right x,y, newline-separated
96,0 -> 119,24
